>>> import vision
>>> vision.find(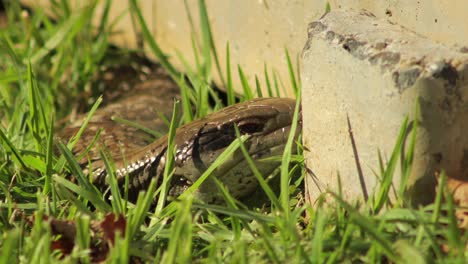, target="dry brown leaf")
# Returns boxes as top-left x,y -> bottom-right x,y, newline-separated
447,177 -> 468,229
28,213 -> 127,263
